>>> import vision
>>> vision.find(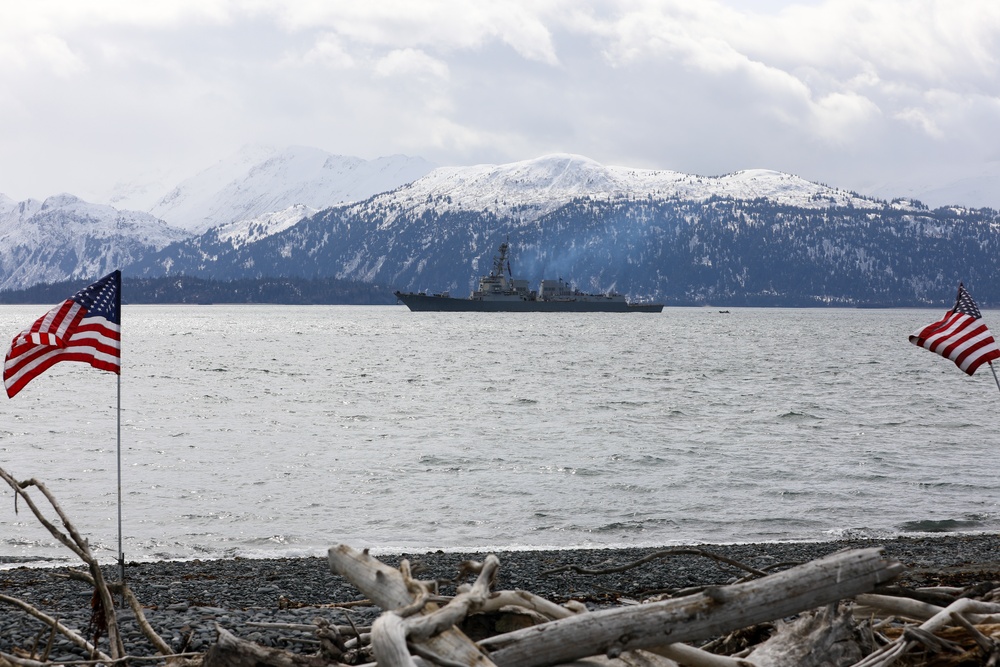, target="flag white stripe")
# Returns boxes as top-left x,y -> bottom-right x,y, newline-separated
956,335 -> 1000,372
934,324 -> 988,358
4,342 -> 120,389
923,315 -> 972,352
30,301 -> 81,345
3,317 -> 120,389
